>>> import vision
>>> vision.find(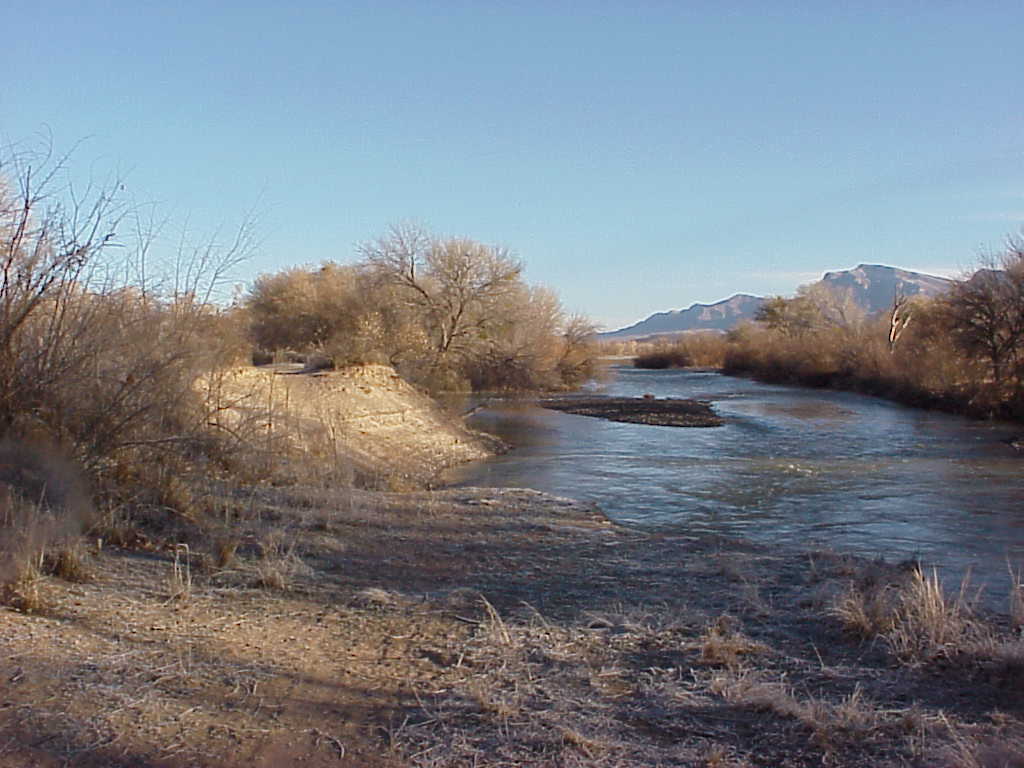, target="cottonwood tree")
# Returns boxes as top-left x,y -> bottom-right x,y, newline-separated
888,291 -> 912,351
557,313 -> 600,386
756,284 -> 864,339
246,263 -> 364,352
945,241 -> 1024,395
462,284 -> 564,389
799,283 -> 864,329
755,295 -> 820,337
360,224 -> 522,365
